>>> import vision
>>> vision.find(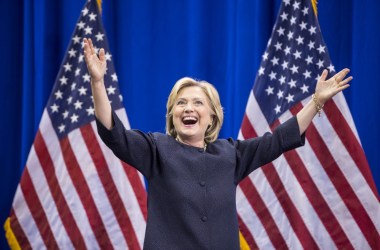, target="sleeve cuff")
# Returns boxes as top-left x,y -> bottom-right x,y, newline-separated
279,116 -> 305,151
95,111 -> 124,145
